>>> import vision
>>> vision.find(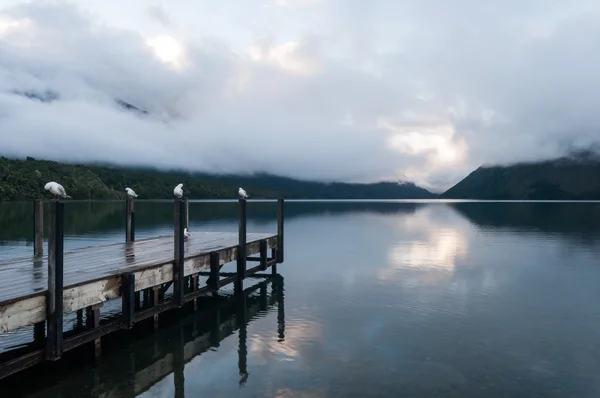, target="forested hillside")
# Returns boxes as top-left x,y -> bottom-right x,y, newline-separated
0,156 -> 436,200
442,151 -> 600,200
